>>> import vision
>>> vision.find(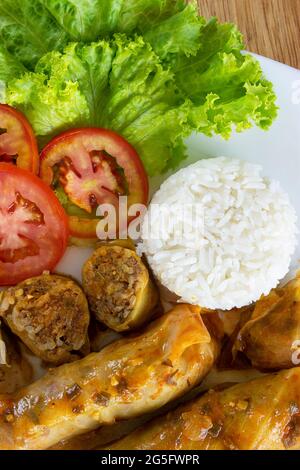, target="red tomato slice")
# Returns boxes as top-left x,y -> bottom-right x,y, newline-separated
40,128 -> 149,239
0,105 -> 39,174
0,164 -> 69,285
